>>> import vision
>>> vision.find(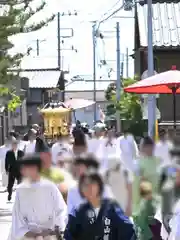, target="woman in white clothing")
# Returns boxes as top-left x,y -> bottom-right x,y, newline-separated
96,128 -> 132,215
